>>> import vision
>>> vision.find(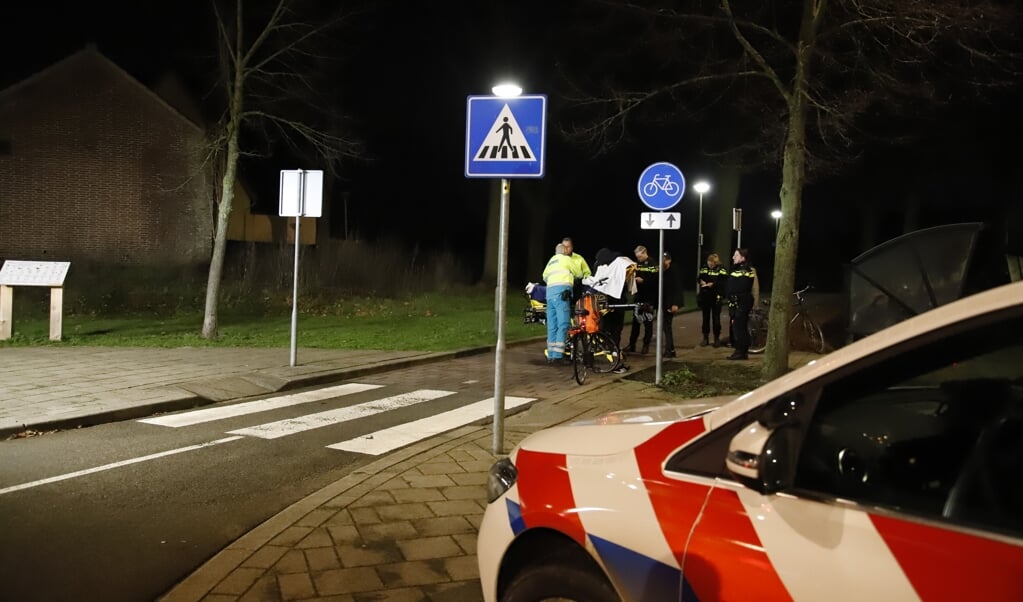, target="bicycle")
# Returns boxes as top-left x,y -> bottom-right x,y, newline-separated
748,284 -> 825,354
569,292 -> 629,385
